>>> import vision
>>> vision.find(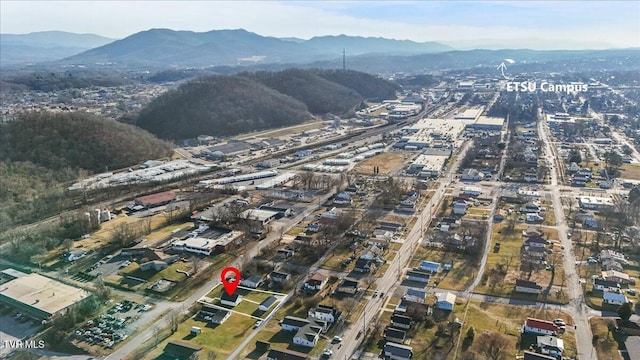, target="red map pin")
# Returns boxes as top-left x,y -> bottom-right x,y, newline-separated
221,267 -> 241,296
